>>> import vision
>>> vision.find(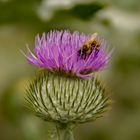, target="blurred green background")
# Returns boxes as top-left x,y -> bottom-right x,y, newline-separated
0,0 -> 140,140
